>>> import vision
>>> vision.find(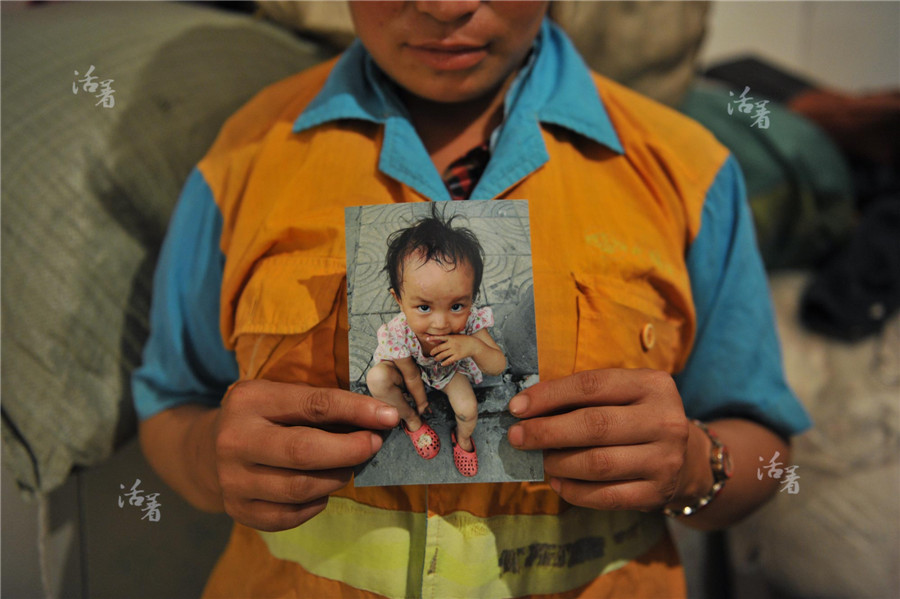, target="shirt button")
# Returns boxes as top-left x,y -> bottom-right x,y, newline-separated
640,323 -> 656,351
